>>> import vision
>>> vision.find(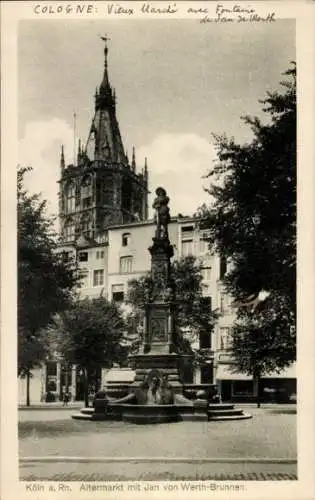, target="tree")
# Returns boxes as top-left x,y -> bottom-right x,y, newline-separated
18,166 -> 79,405
58,297 -> 127,407
200,64 -> 296,399
126,255 -> 218,364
